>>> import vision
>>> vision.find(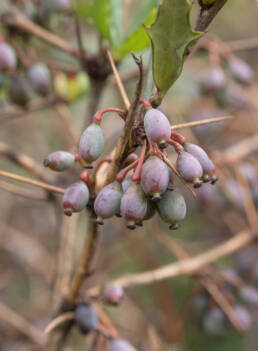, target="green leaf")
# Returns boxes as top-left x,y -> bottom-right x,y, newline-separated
147,0 -> 202,103
93,0 -> 122,48
73,0 -> 94,19
127,0 -> 157,35
115,9 -> 156,60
